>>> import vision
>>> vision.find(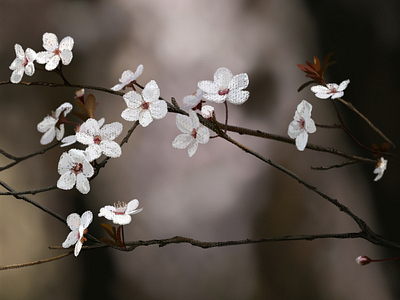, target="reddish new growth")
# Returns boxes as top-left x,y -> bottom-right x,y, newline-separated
72,163 -> 83,174
141,101 -> 149,110
218,88 -> 230,96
